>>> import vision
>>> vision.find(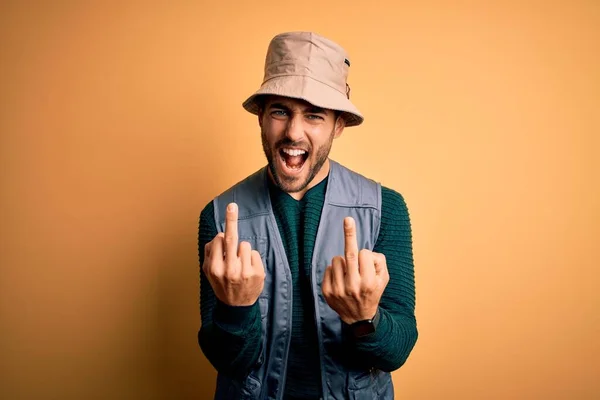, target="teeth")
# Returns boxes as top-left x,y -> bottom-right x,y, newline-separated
282,148 -> 306,157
